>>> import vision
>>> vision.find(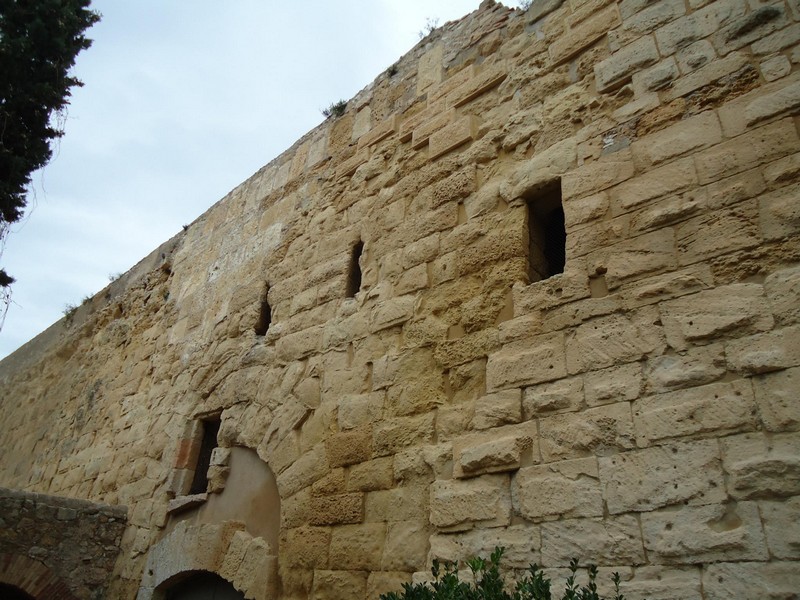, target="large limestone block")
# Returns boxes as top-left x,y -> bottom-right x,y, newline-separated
365,486 -> 429,523
310,493 -> 364,526
661,283 -> 773,349
452,422 -> 538,479
367,572 -> 413,600
327,429 -> 372,468
429,523 -> 542,569
329,523 -> 386,571
595,35 -> 660,92
642,502 -> 768,564
654,0 -> 746,56
566,313 -> 661,374
725,325 -> 800,375
347,457 -> 394,493
430,474 -> 511,530
618,566 -> 703,600
373,413 -> 435,457
702,561 -> 800,600
760,496 -> 800,559
338,393 -> 384,431
562,149 -> 635,199
599,440 -> 725,514
759,181 -> 800,241
284,527 -> 331,569
486,332 -> 567,391
611,157 -> 698,216
523,375 -> 584,416
381,521 -> 429,571
513,457 -> 602,520
633,379 -> 757,445
765,265 -> 800,326
644,344 -> 726,393
752,366 -> 800,431
458,436 -> 524,478
721,432 -> 800,499
694,118 -> 800,185
631,111 -> 722,167
584,362 -> 643,407
539,402 -> 636,461
471,389 -> 522,430
311,570 -> 367,600
540,515 -> 645,566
